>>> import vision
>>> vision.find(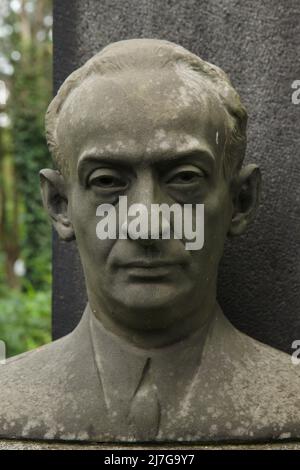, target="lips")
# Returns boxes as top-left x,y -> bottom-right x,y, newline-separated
118,259 -> 181,279
120,260 -> 179,268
